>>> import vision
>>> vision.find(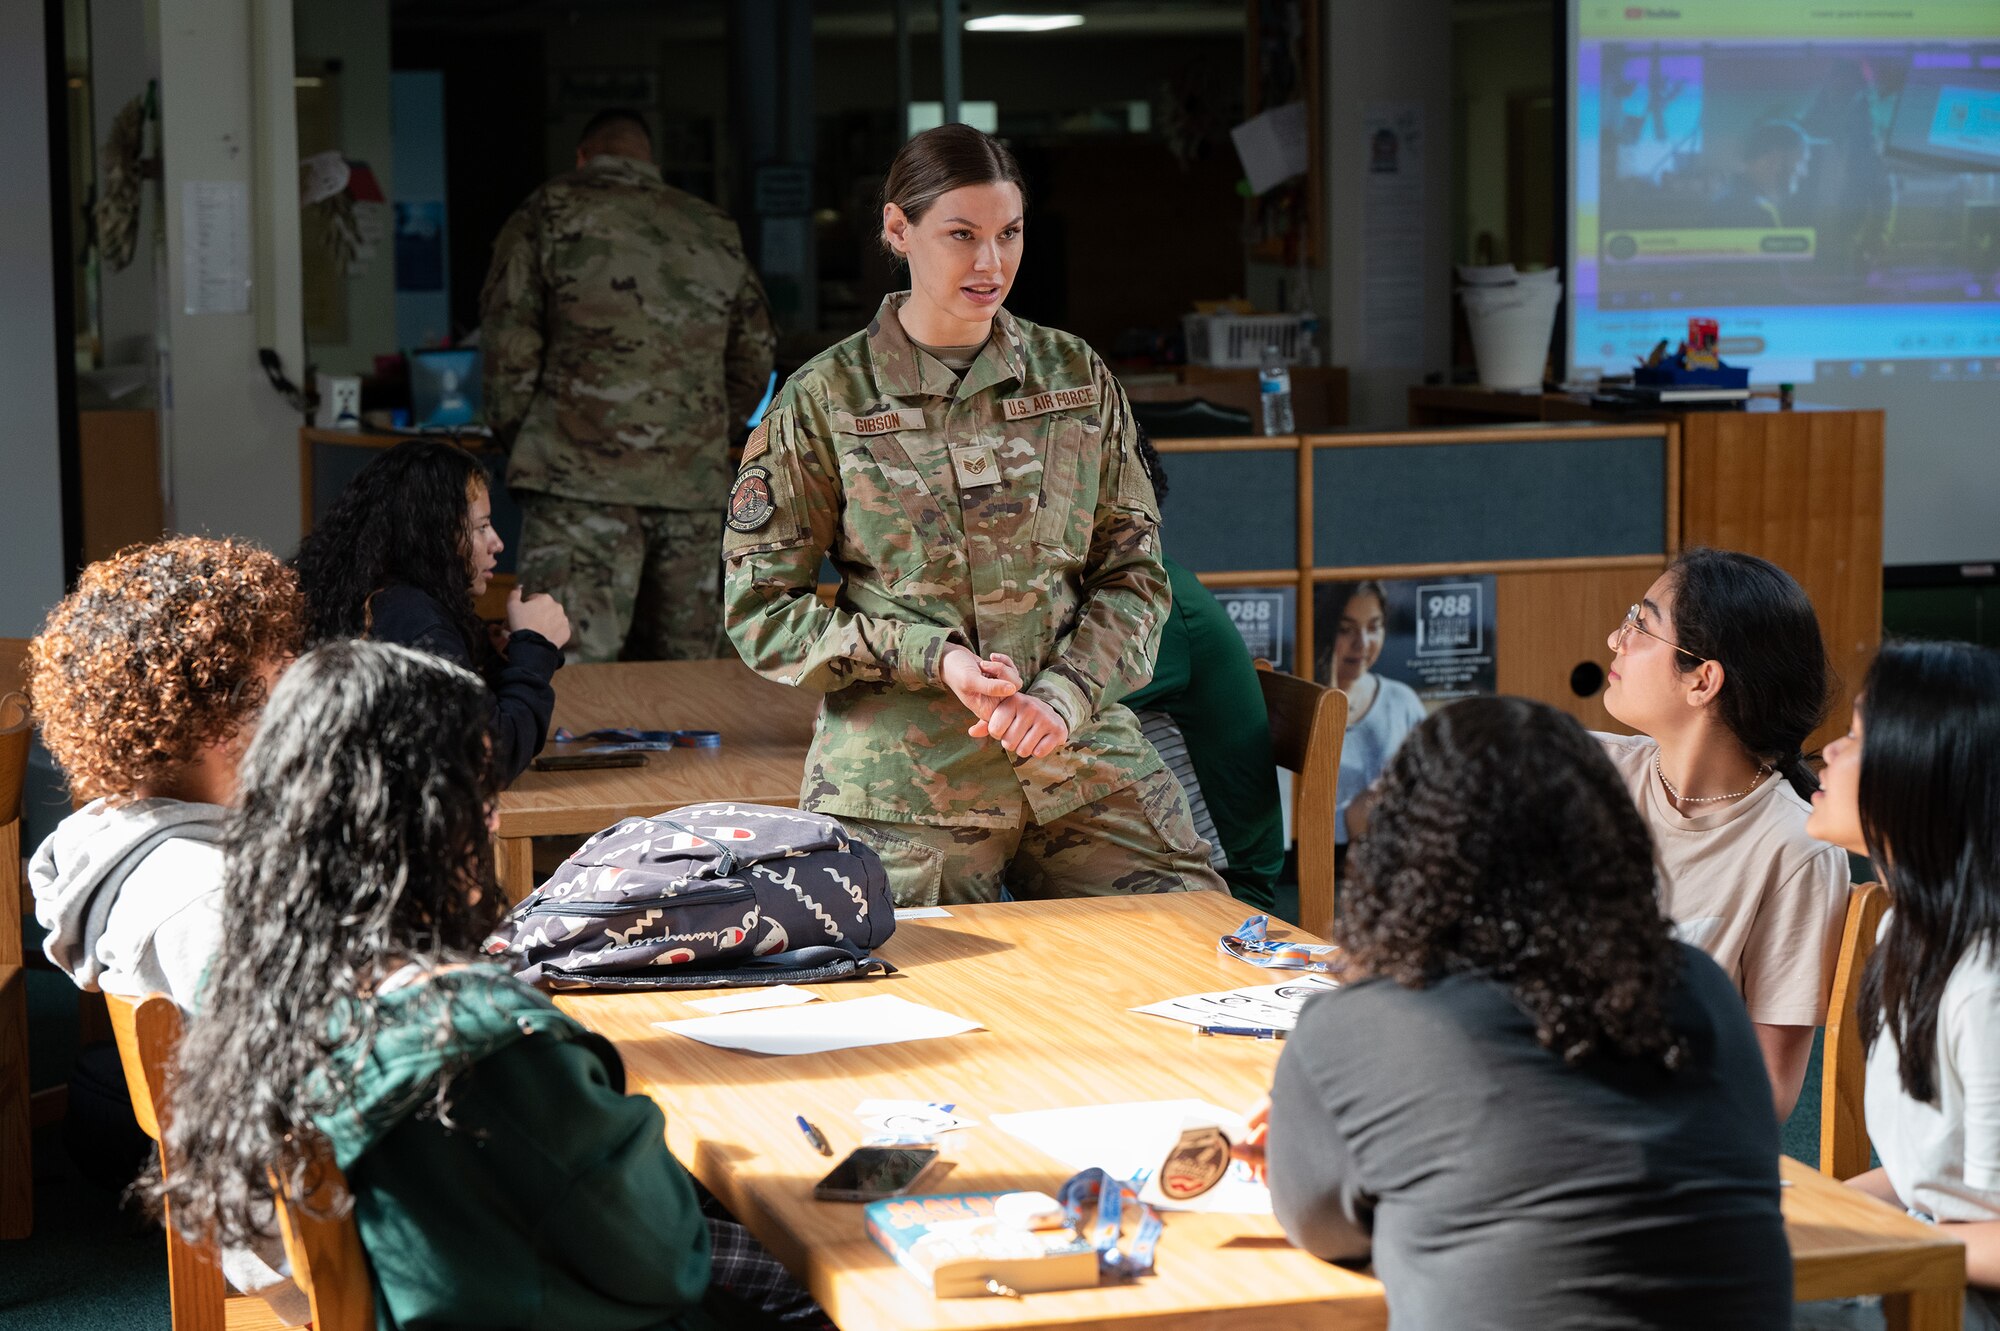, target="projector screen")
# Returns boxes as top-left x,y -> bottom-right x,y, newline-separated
1567,2 -> 2000,566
